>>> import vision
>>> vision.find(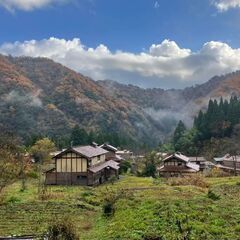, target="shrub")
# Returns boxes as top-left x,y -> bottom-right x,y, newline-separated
109,176 -> 117,185
103,201 -> 115,217
207,190 -> 220,201
102,188 -> 132,217
81,190 -> 94,198
167,174 -> 209,188
26,170 -> 38,179
7,196 -> 21,204
205,167 -> 230,178
47,217 -> 79,240
142,163 -> 156,178
119,160 -> 132,174
236,182 -> 240,186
